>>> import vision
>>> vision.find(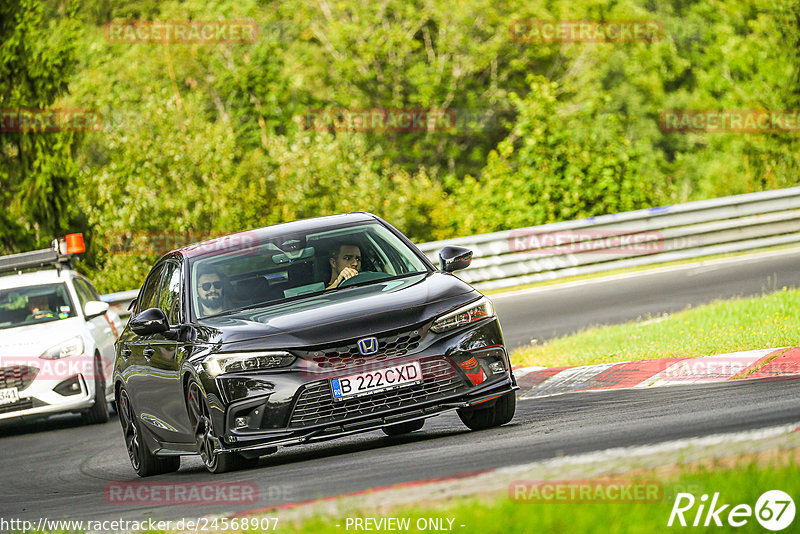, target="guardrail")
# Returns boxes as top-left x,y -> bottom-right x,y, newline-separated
416,187 -> 800,290
101,187 -> 800,311
100,289 -> 139,320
